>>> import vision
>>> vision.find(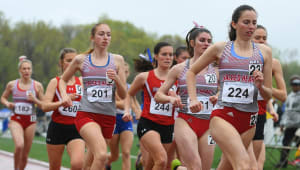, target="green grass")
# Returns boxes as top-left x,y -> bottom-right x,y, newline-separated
0,135 -> 298,170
